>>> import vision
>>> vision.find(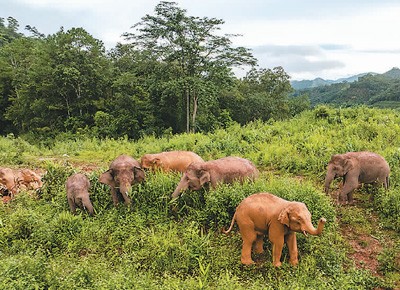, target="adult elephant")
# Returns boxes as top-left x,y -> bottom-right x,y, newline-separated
140,151 -> 204,173
0,168 -> 18,197
99,155 -> 145,206
171,156 -> 259,198
223,193 -> 326,267
324,151 -> 390,204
